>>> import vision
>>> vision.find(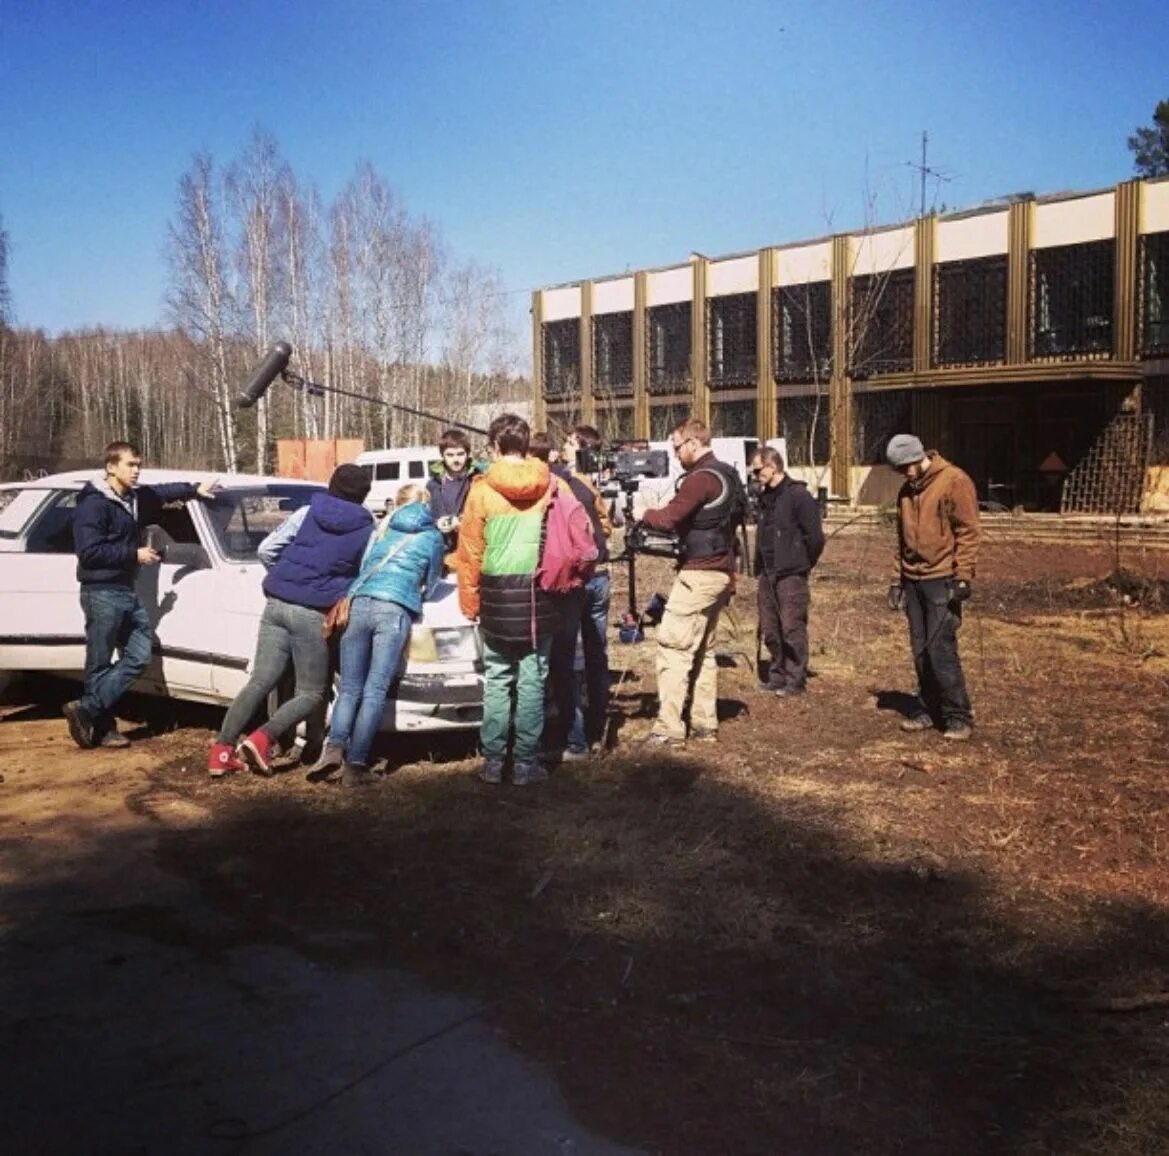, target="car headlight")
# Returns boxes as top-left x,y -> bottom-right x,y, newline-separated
407,625 -> 479,664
